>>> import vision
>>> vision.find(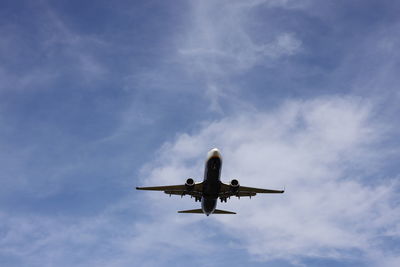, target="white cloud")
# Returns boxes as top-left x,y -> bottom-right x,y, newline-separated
2,96 -> 398,266
140,96 -> 399,265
